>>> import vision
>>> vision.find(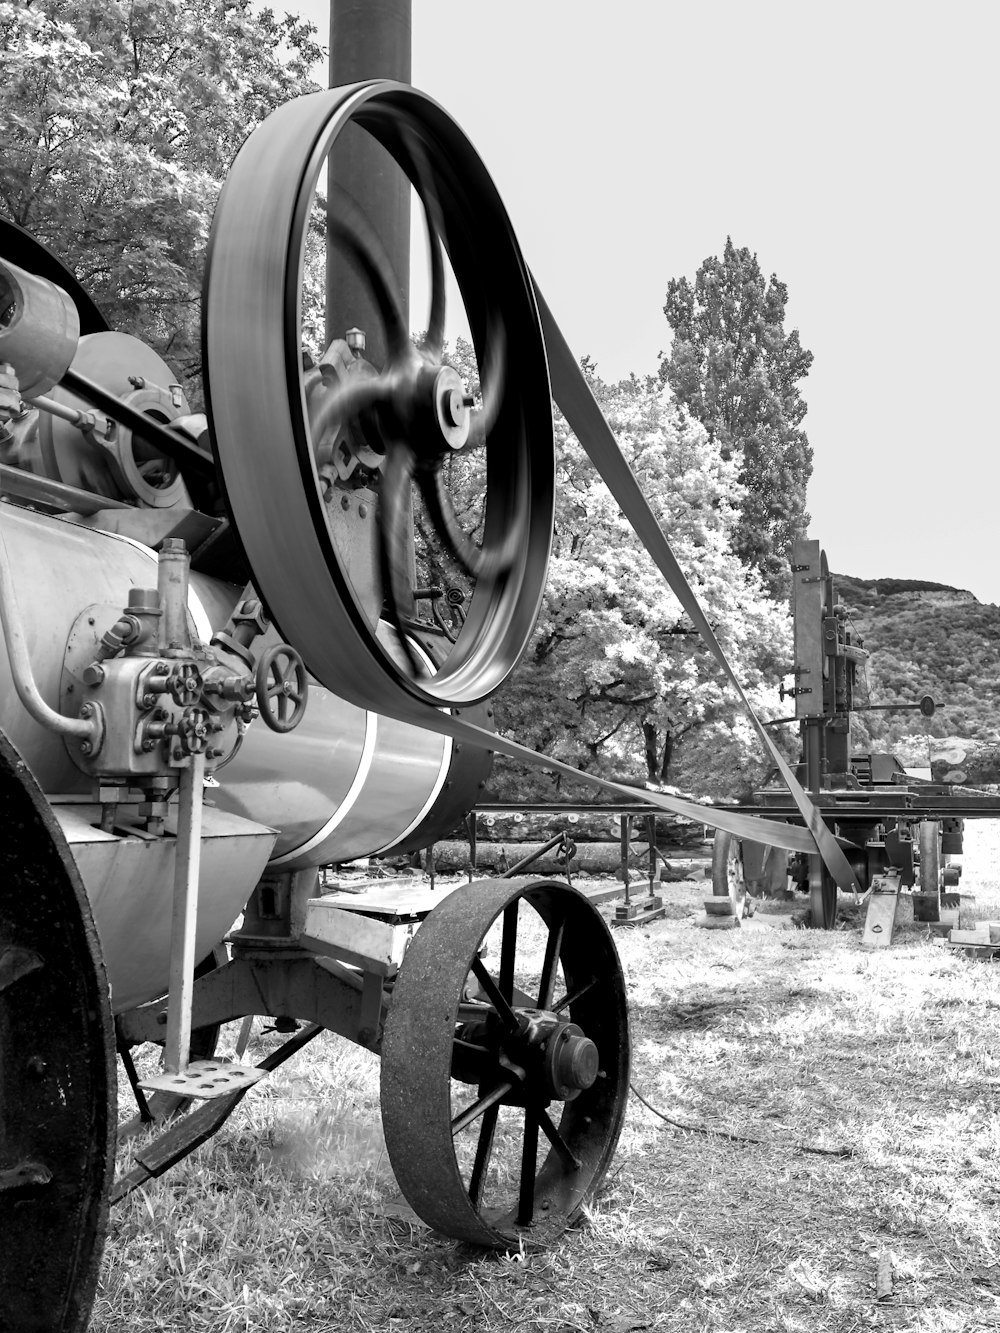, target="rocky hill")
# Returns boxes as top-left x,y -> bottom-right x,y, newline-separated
832,575 -> 1000,757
